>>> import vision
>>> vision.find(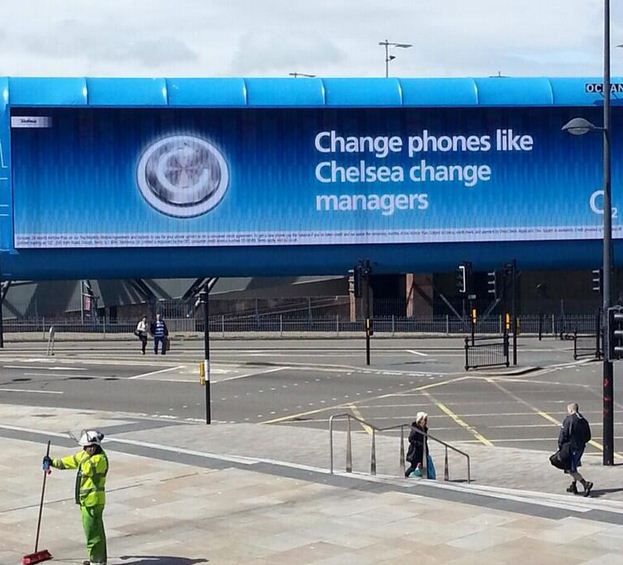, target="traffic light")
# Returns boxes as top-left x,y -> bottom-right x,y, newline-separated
349,260 -> 372,298
607,306 -> 623,361
361,259 -> 372,277
487,271 -> 499,298
592,269 -> 602,293
348,268 -> 361,298
456,262 -> 472,294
